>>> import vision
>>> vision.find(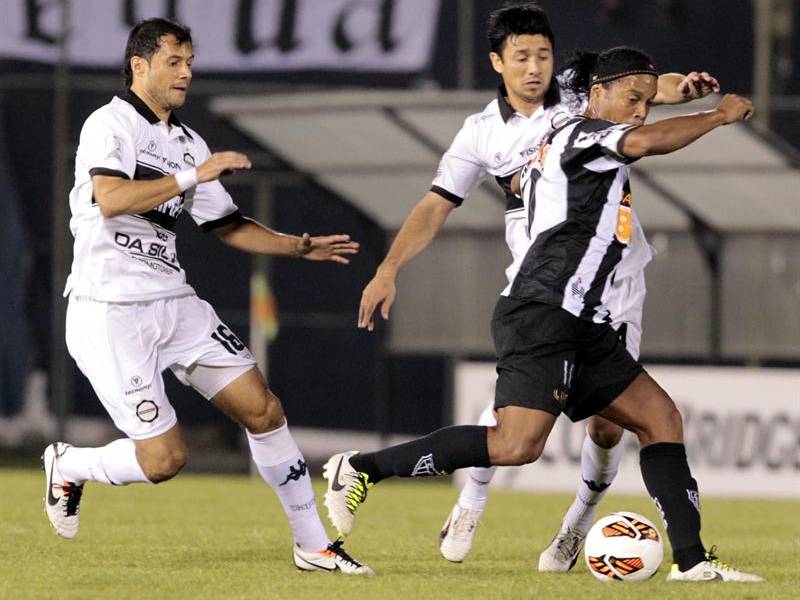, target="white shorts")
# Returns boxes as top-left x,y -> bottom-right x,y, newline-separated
607,269 -> 646,361
66,294 -> 257,439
